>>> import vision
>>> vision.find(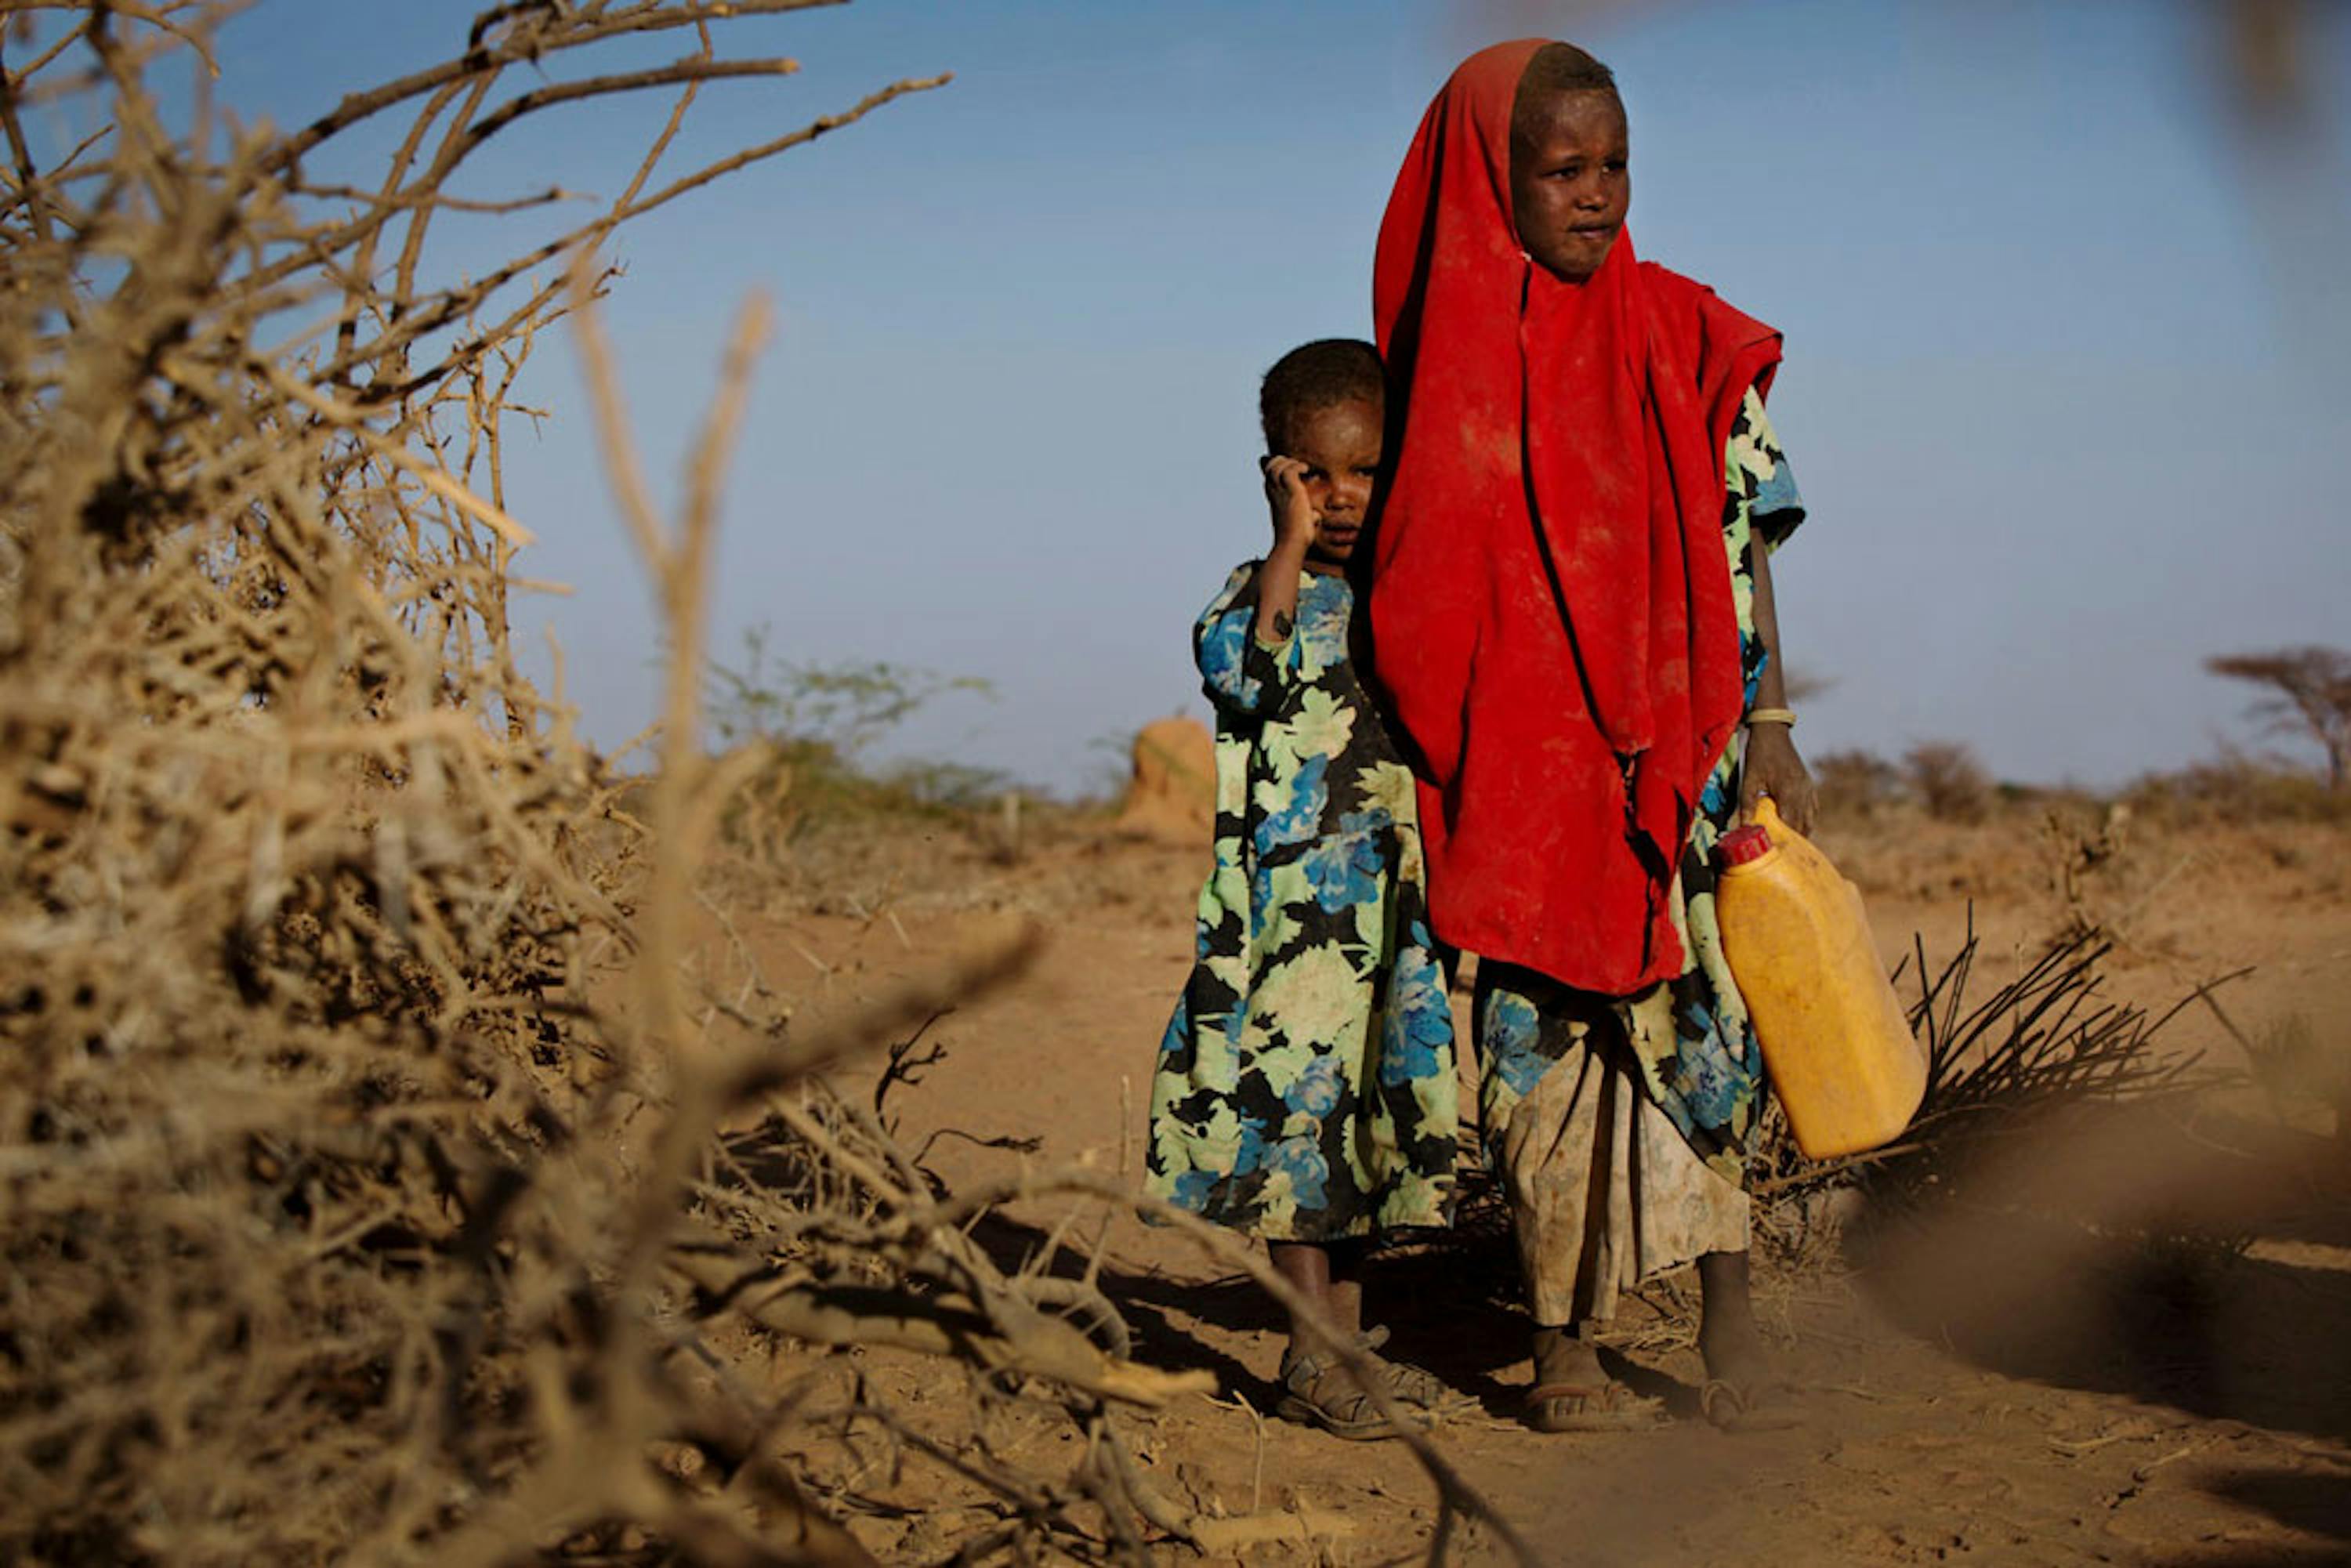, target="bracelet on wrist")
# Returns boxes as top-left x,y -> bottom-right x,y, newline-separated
1746,707 -> 1797,729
